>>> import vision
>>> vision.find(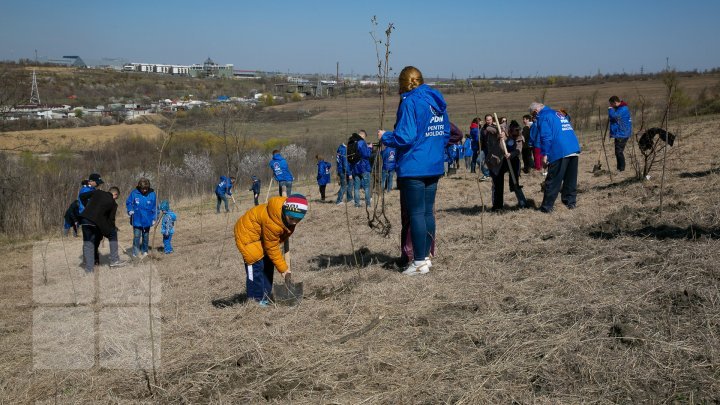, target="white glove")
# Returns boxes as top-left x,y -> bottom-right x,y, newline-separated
128,211 -> 134,216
